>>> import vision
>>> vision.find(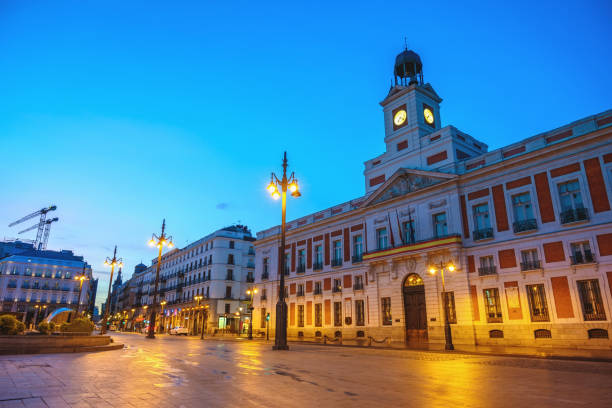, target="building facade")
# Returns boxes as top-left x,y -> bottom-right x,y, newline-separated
0,248 -> 95,326
116,225 -> 257,334
253,49 -> 612,349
